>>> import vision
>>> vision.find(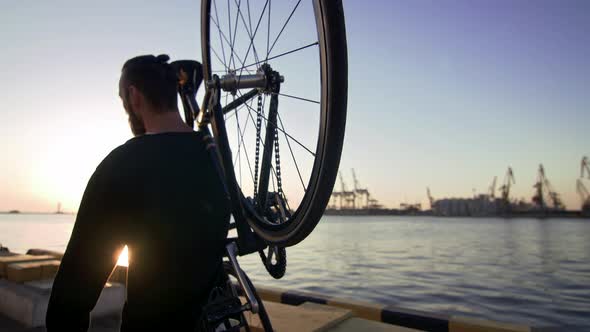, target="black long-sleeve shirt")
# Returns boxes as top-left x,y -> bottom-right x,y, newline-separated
47,131 -> 231,331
